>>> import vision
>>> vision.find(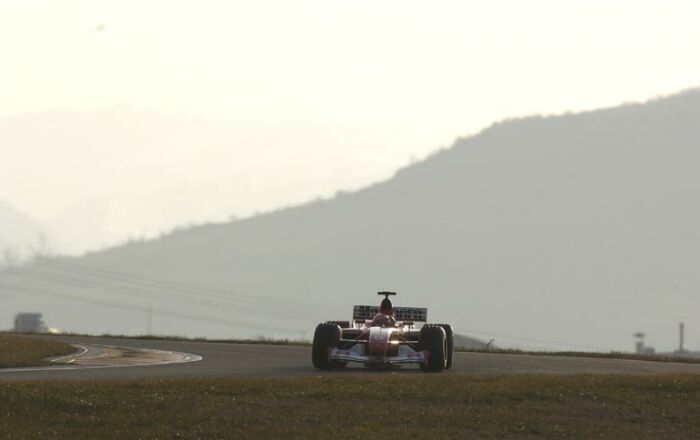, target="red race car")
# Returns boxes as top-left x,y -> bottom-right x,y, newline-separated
312,292 -> 454,372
